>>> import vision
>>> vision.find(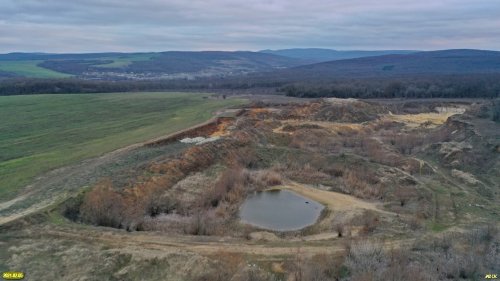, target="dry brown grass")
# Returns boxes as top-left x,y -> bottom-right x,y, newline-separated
342,168 -> 382,199
251,169 -> 283,187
